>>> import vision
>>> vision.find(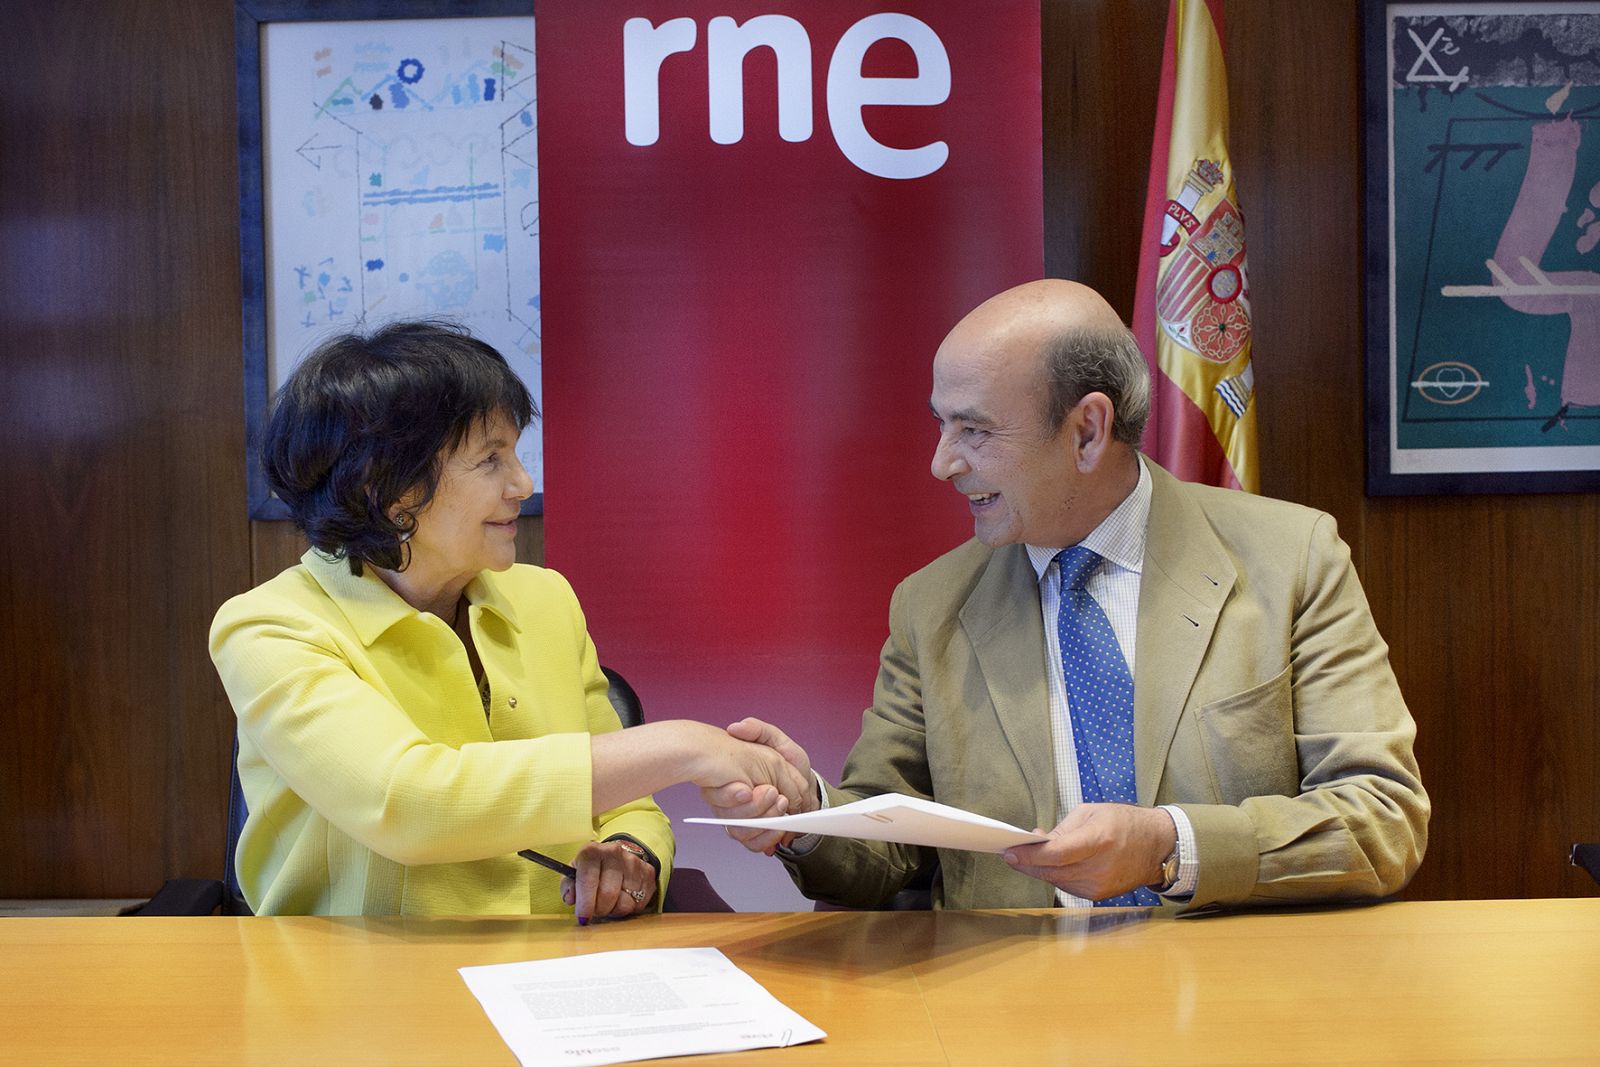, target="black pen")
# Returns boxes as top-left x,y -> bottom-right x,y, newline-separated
519,848 -> 578,879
